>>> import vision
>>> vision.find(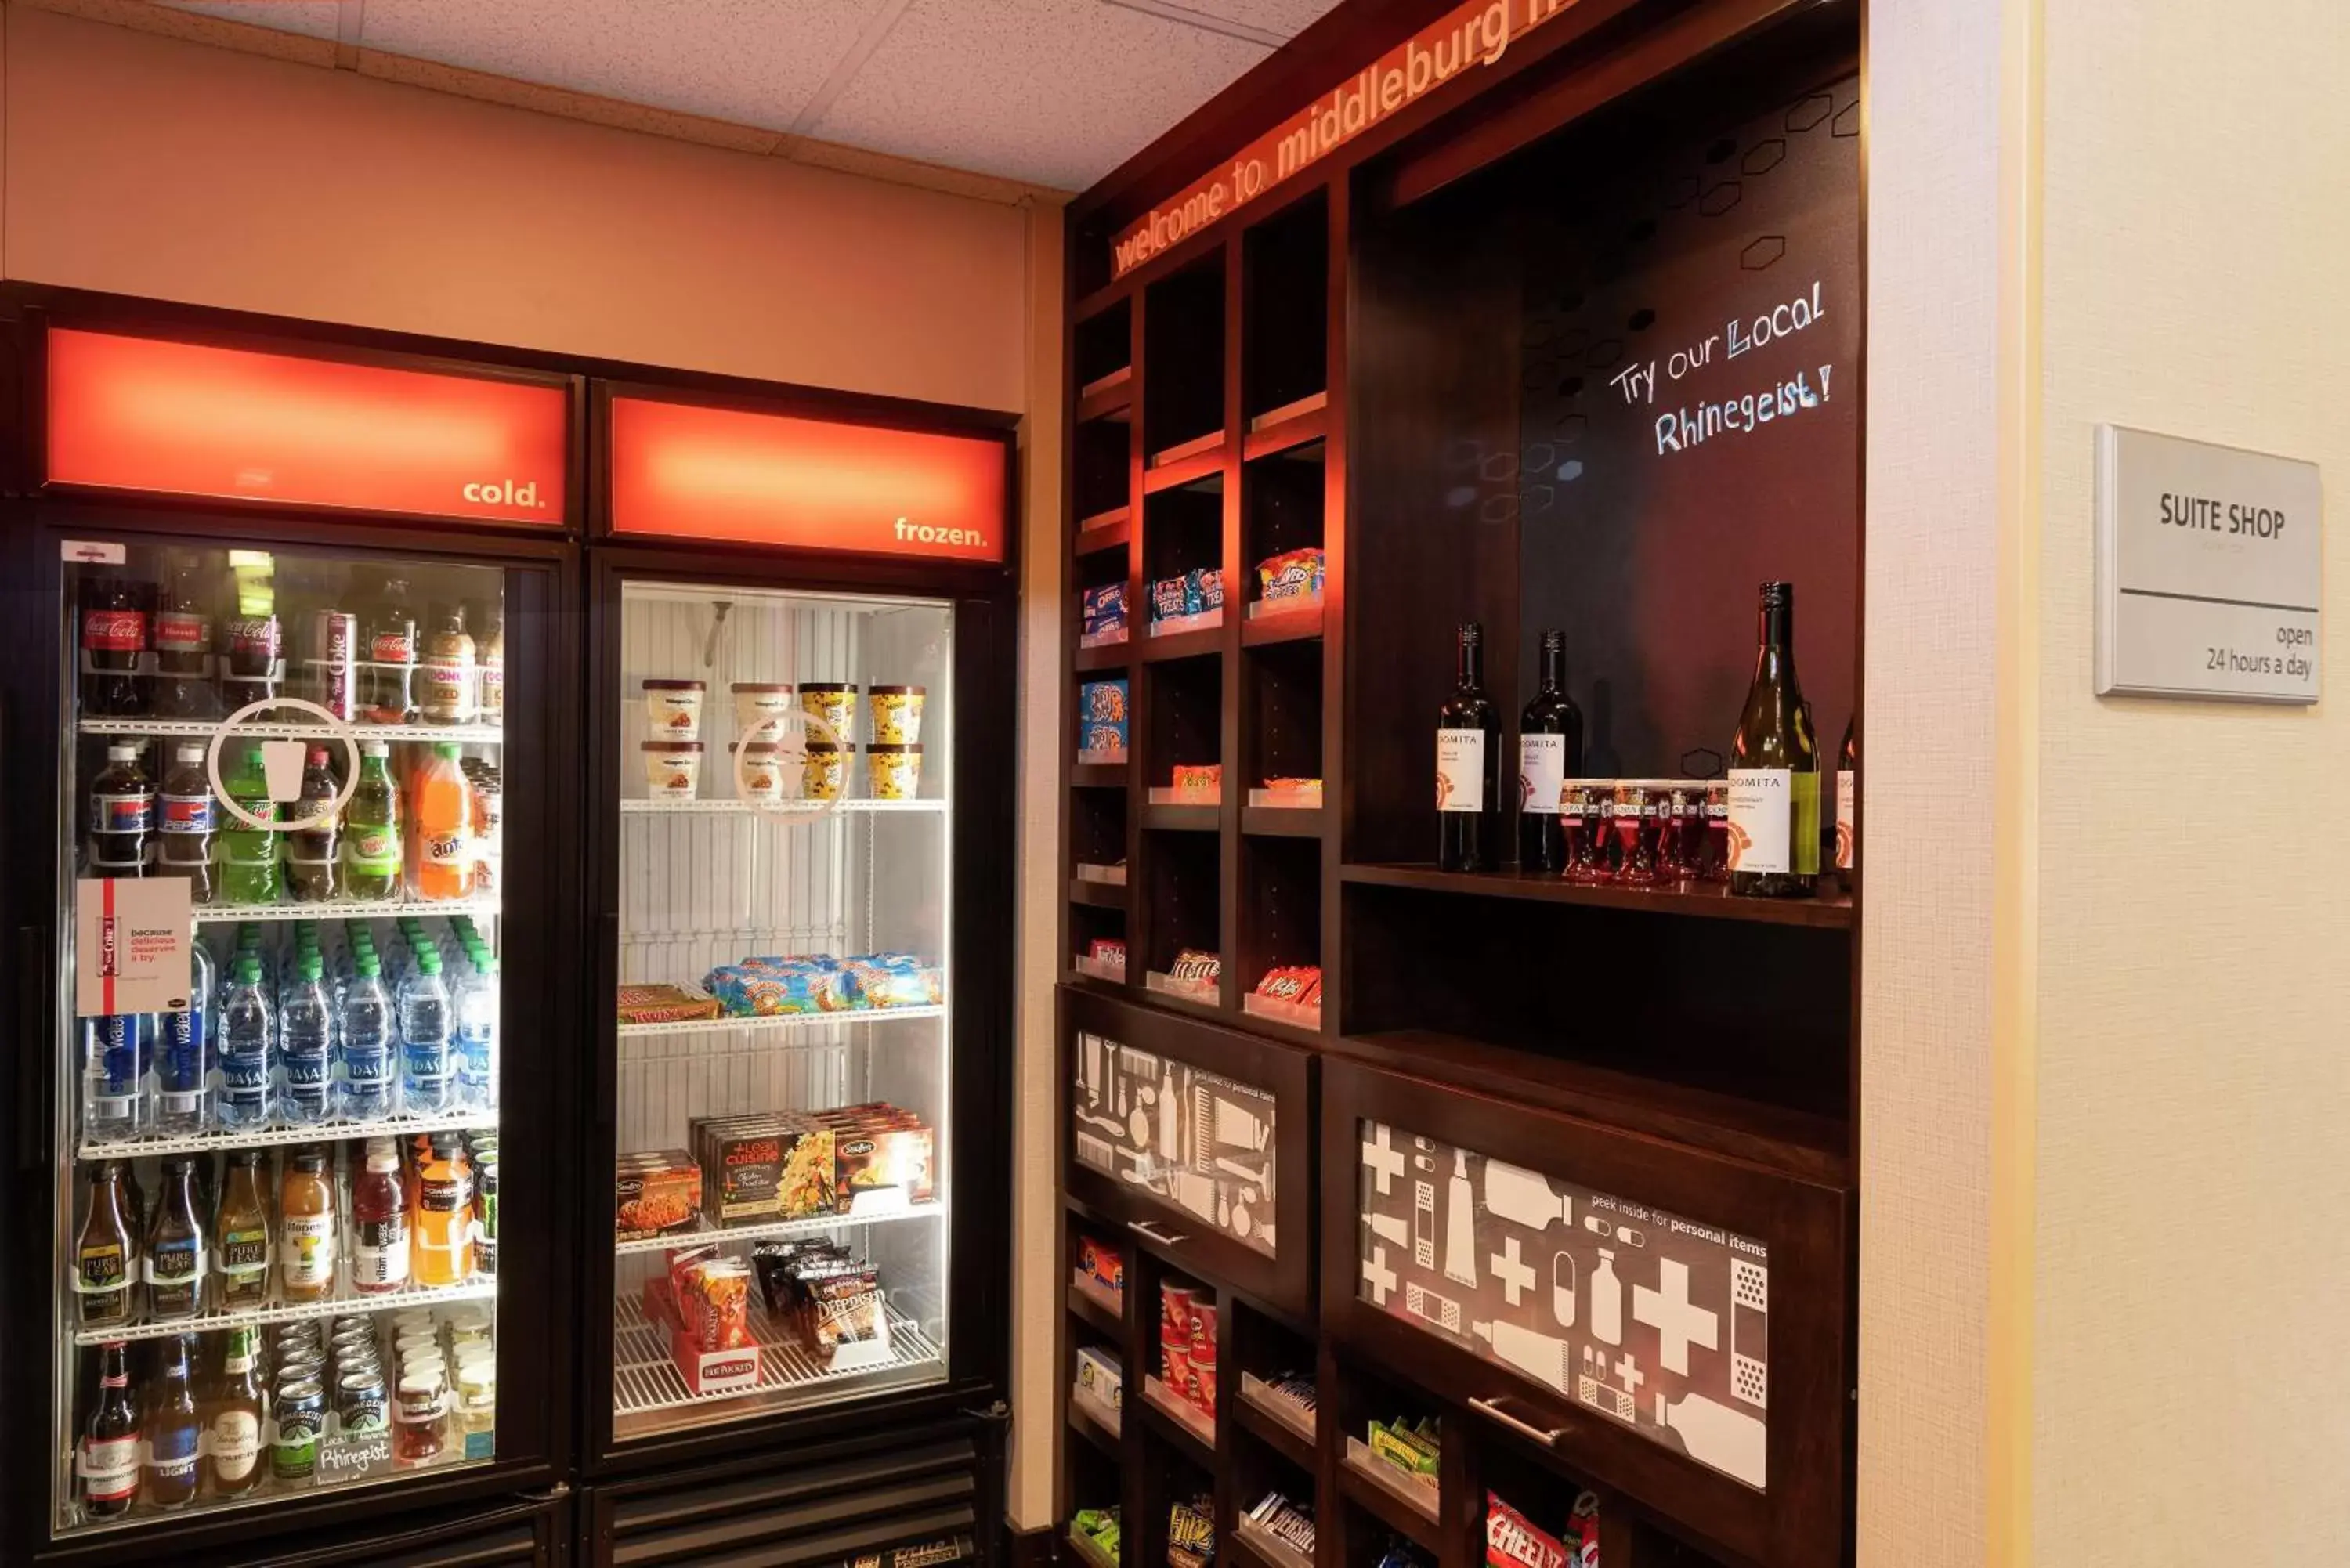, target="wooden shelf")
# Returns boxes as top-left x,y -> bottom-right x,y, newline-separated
1071,762 -> 1130,789
1075,639 -> 1133,672
1242,392 -> 1329,461
1071,878 -> 1130,910
1078,366 -> 1135,422
1340,861 -> 1855,929
1067,1526 -> 1122,1568
1240,605 -> 1323,647
1232,1385 -> 1315,1473
1240,805 -> 1324,839
1067,1392 -> 1122,1458
1337,1444 -> 1441,1552
1076,509 -> 1133,555
1142,443 -> 1227,494
1141,804 -> 1220,832
1329,1028 -> 1850,1187
1138,1375 -> 1217,1467
1141,625 -> 1223,663
1067,1277 -> 1125,1337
